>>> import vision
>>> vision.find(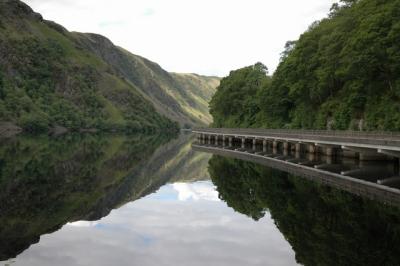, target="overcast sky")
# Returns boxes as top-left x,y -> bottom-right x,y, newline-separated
24,0 -> 336,77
